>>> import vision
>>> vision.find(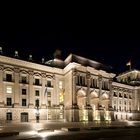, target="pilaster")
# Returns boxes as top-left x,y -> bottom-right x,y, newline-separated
0,65 -> 4,106
86,71 -> 93,121
14,67 -> 20,107
98,75 -> 102,106
71,68 -> 79,122
28,70 -> 34,108
41,72 -> 46,108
